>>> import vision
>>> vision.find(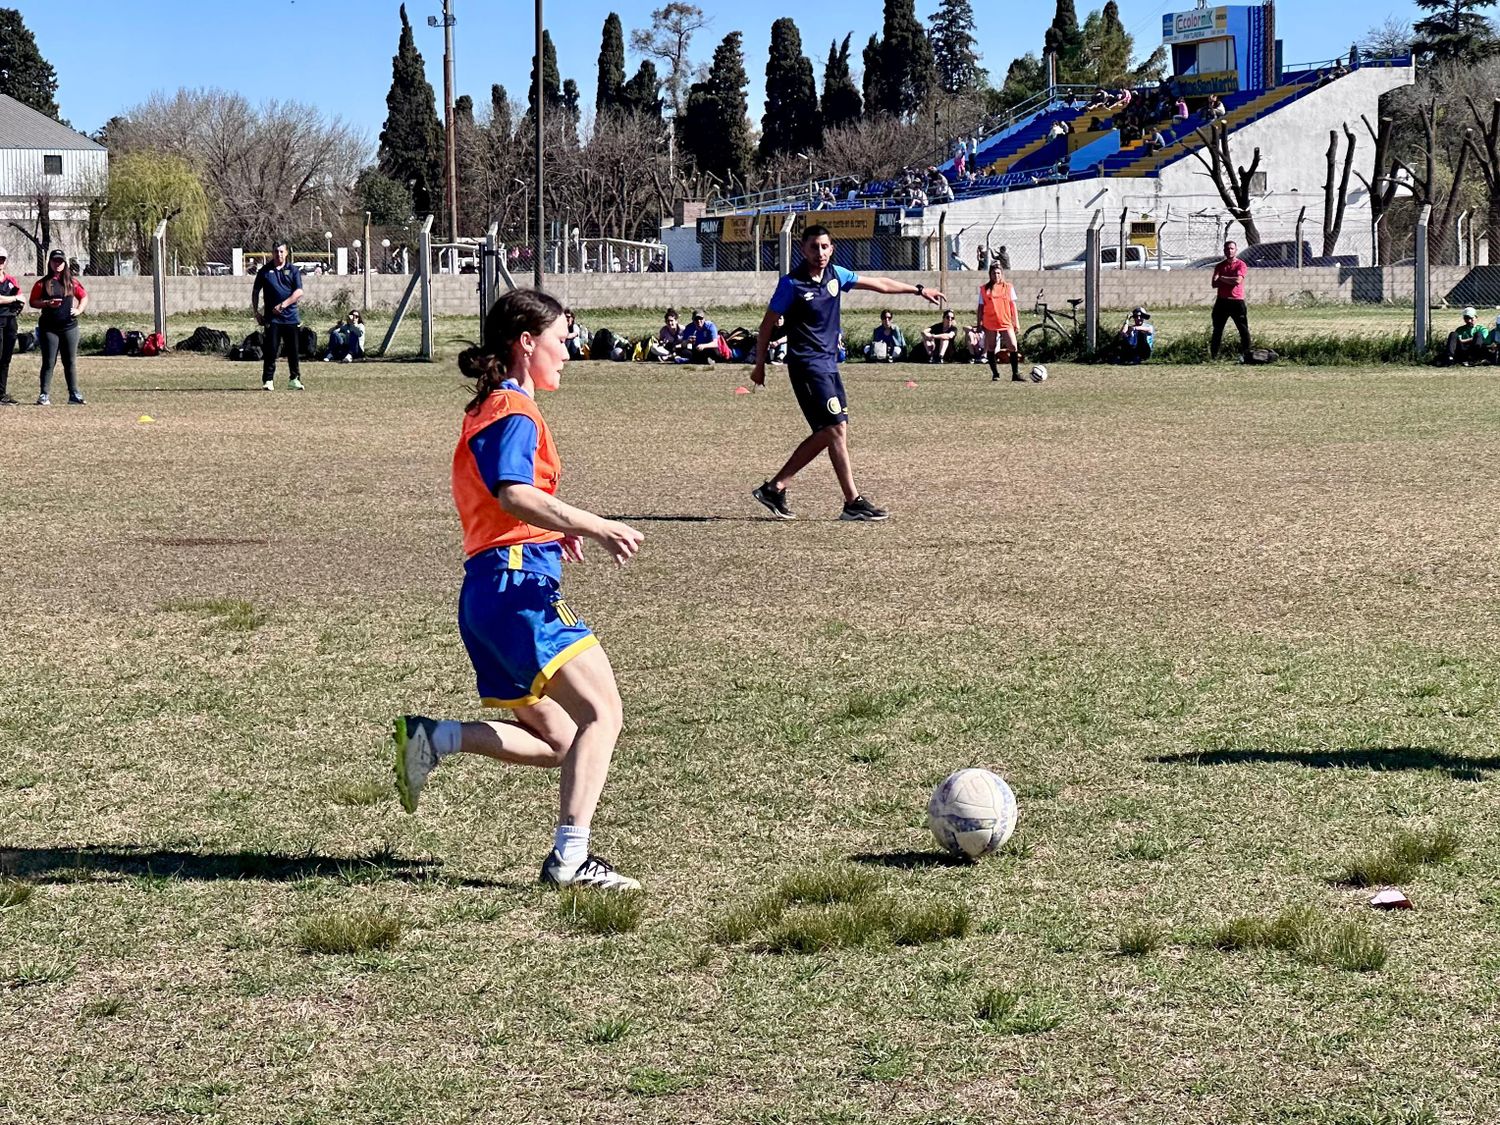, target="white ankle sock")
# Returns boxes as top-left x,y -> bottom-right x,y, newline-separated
553,825 -> 590,870
433,720 -> 462,759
